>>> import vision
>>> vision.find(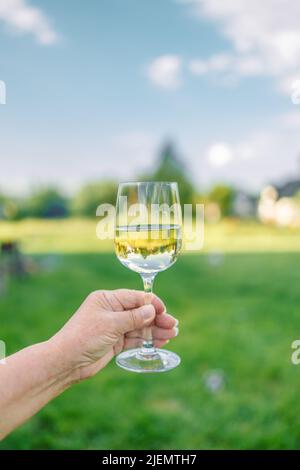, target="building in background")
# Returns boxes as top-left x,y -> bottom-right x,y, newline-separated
258,183 -> 300,227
